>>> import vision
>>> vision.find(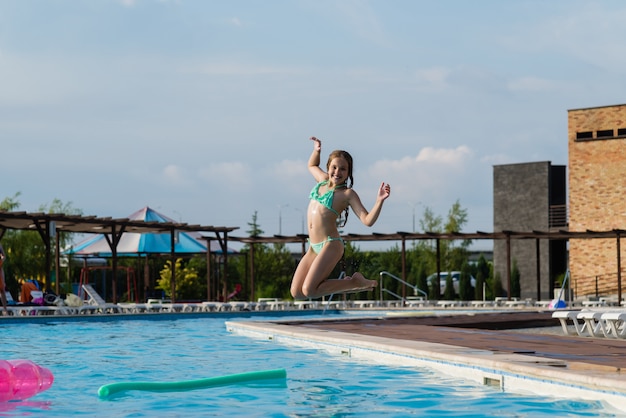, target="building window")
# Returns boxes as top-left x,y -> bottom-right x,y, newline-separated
575,128 -> 626,141
597,129 -> 614,138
